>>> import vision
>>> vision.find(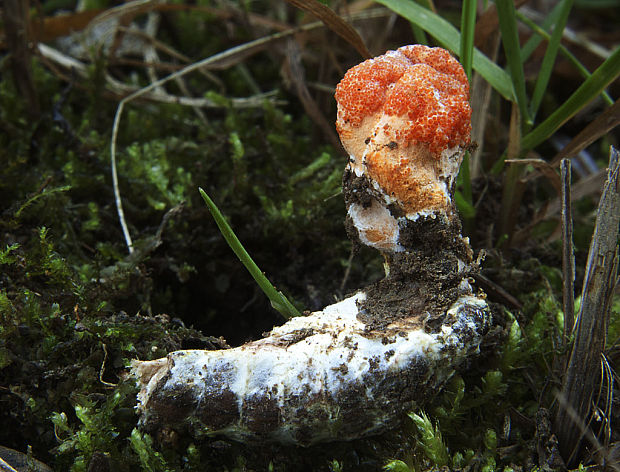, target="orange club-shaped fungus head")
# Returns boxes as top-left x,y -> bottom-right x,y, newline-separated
336,45 -> 471,222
